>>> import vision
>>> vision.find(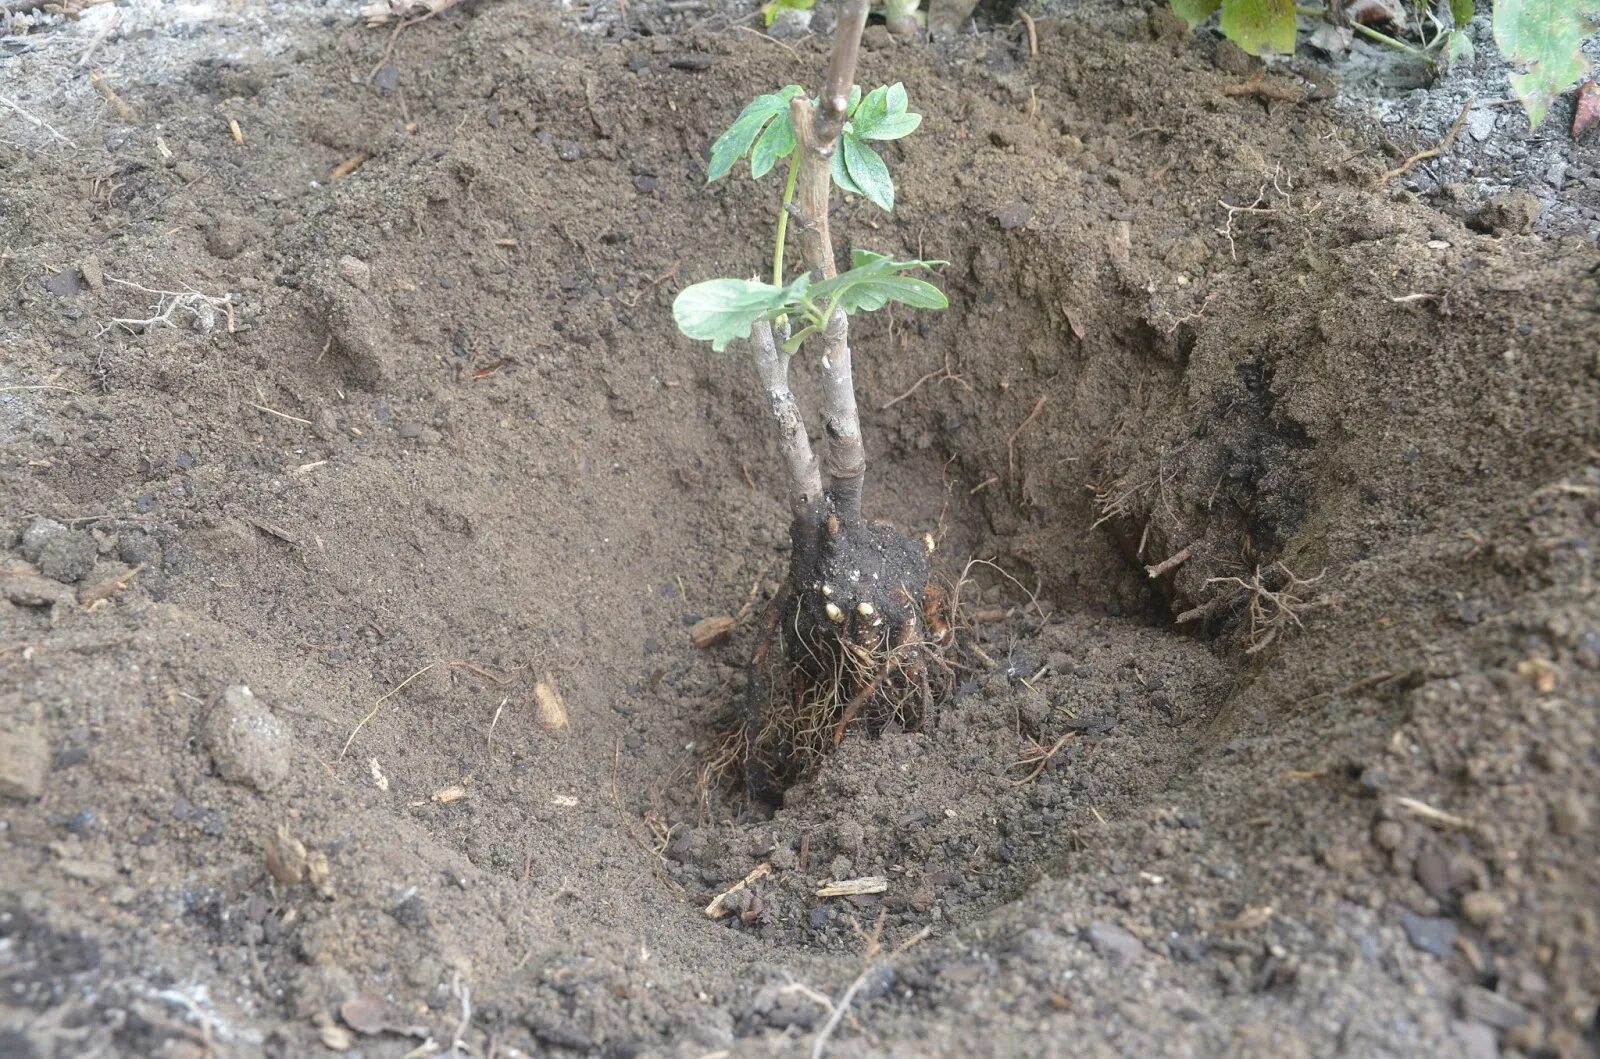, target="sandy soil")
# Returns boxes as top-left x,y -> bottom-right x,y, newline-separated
2,1 -> 1598,1057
